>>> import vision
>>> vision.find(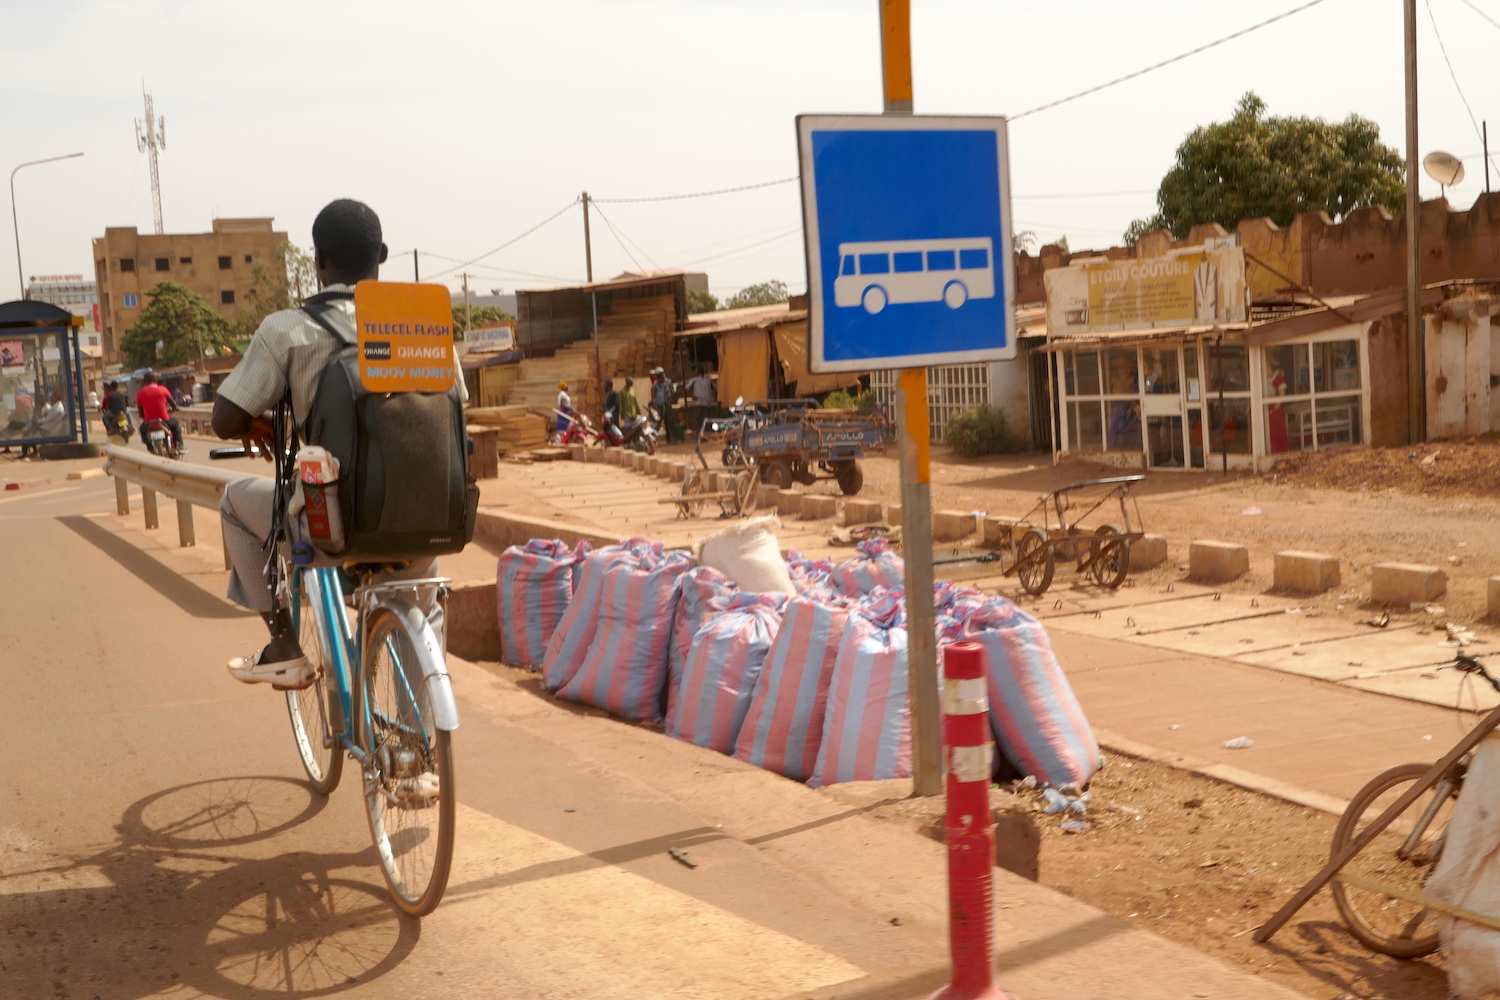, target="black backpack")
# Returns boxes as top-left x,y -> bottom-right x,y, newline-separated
295,290 -> 478,560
